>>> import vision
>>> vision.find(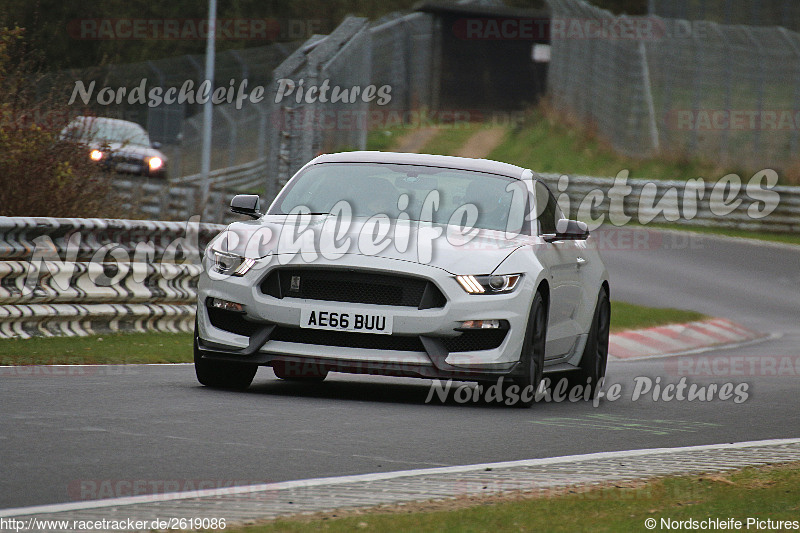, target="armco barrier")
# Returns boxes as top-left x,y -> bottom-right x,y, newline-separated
114,176 -> 253,223
2,170 -> 799,339
0,217 -> 224,339
537,173 -> 800,233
